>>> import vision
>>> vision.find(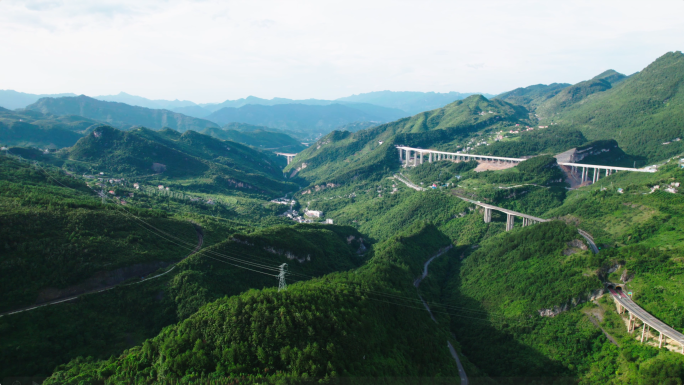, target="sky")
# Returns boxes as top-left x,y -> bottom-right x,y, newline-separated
2,0 -> 683,103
